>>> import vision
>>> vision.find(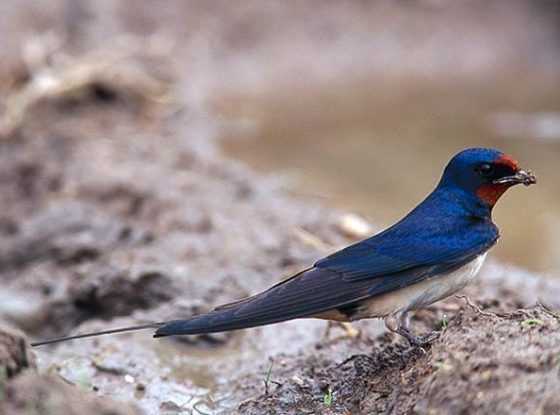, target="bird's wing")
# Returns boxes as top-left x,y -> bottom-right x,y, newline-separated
155,266 -> 401,337
315,222 -> 498,282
